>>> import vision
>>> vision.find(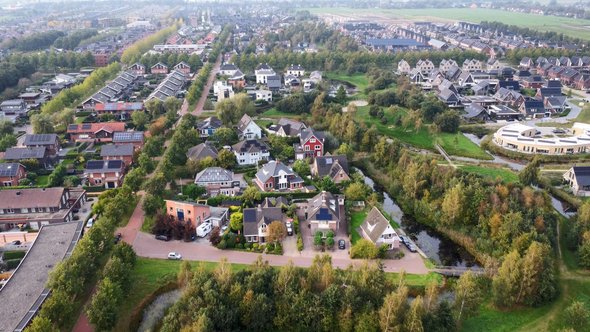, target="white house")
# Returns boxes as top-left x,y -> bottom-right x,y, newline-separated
236,114 -> 262,140
564,166 -> 590,196
415,59 -> 435,74
255,63 -> 276,84
213,81 -> 234,101
232,139 -> 270,166
359,207 -> 400,250
397,59 -> 411,74
255,90 -> 272,102
439,59 -> 458,73
286,64 -> 305,77
462,59 -> 483,72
